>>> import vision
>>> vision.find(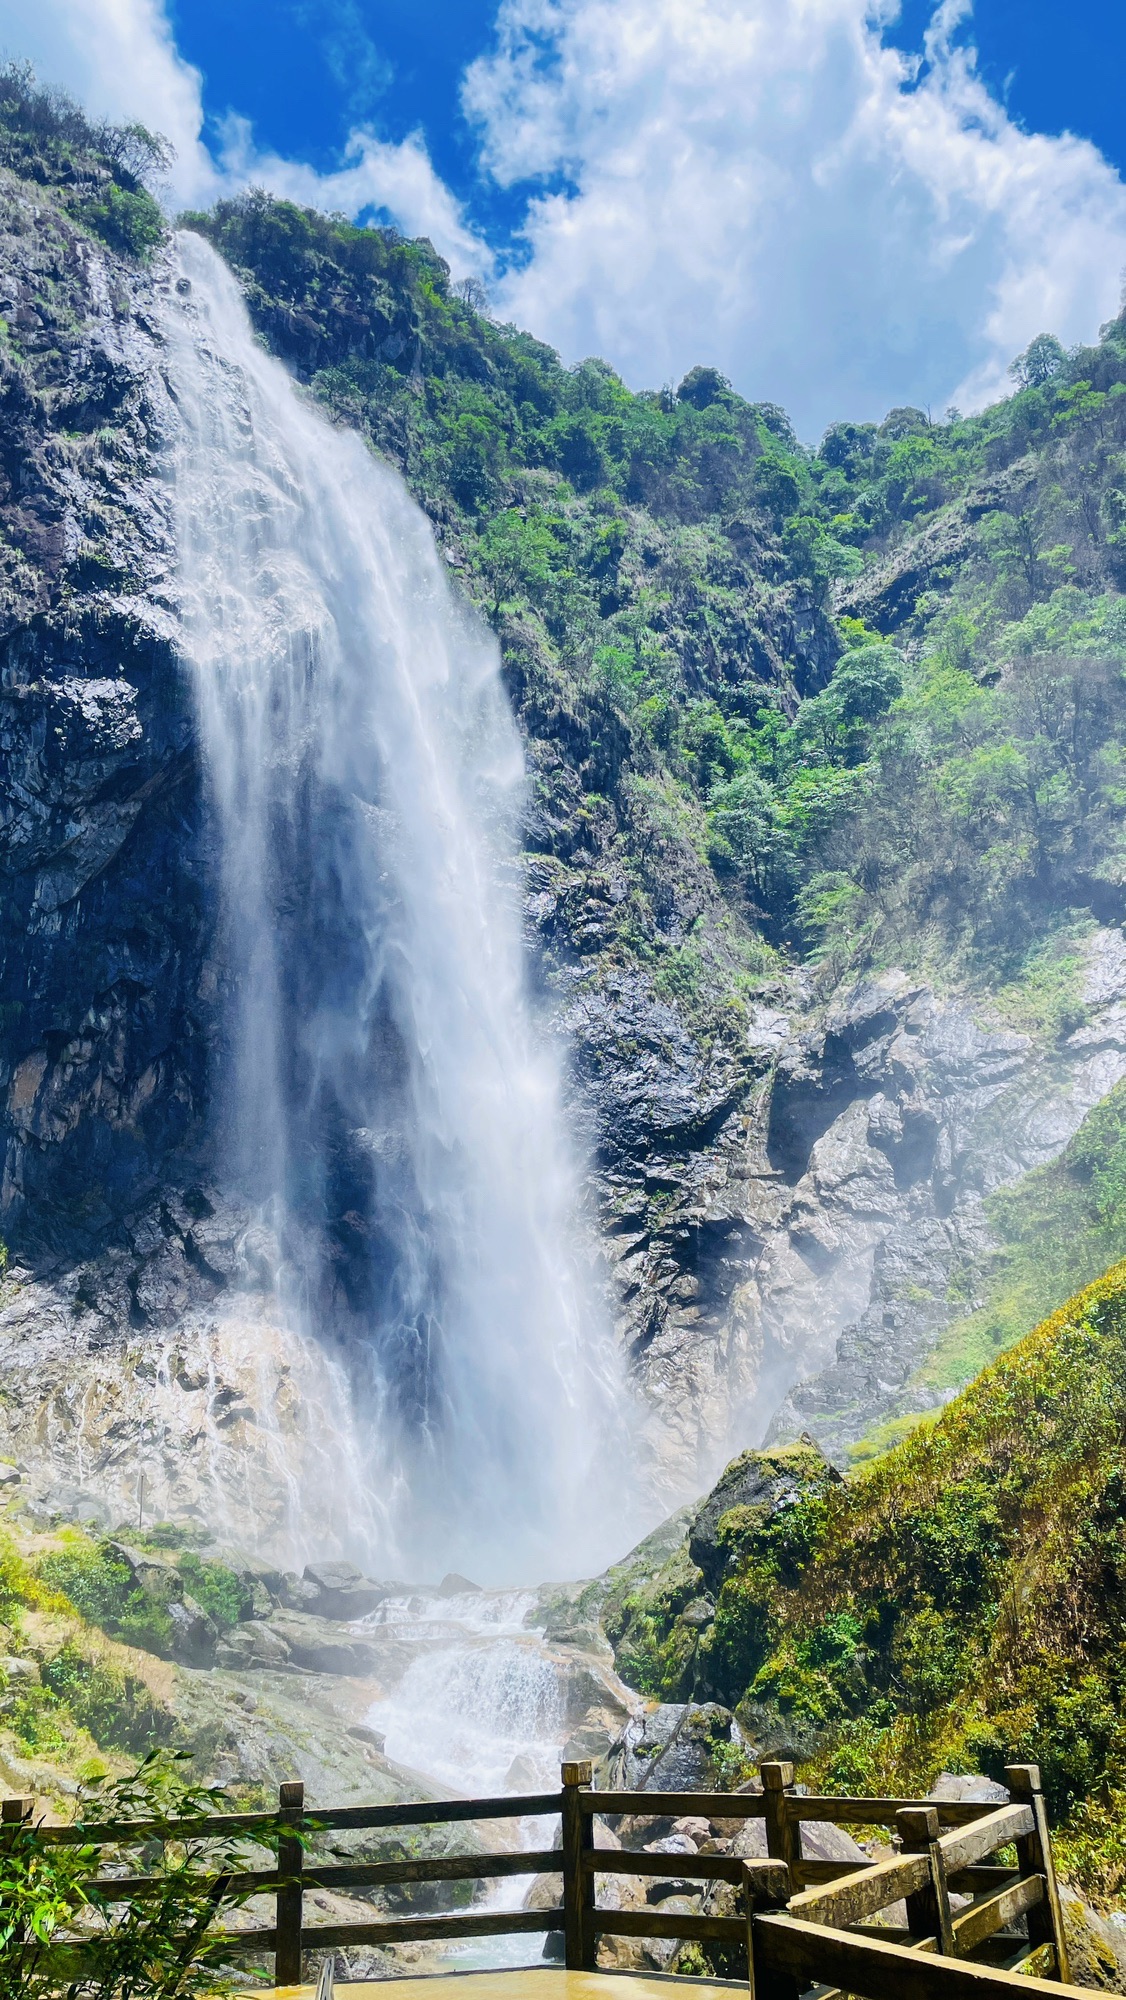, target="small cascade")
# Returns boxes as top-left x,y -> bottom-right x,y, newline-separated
365,1589 -> 568,1797
361,1585 -> 605,1968
163,231 -> 640,1581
